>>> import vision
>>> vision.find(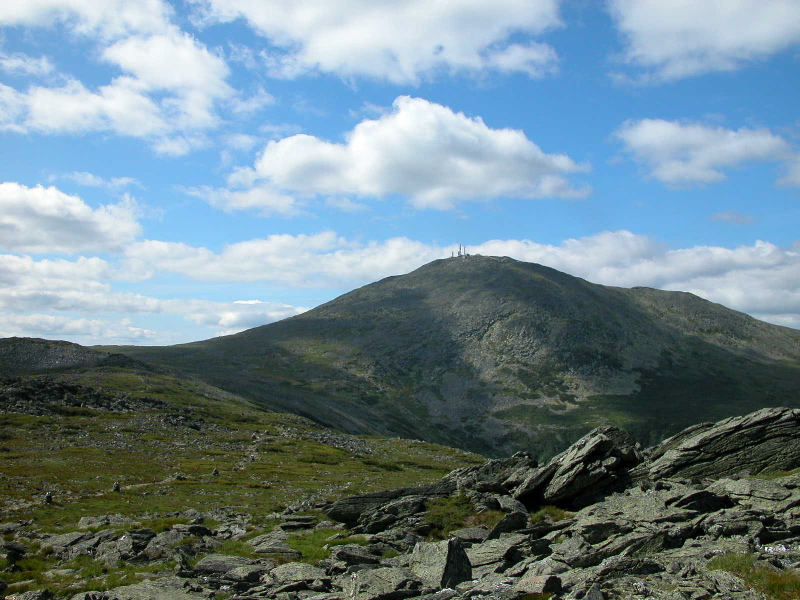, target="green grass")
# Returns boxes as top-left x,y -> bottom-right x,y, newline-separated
286,528 -> 368,564
709,553 -> 800,600
423,495 -> 504,539
0,370 -> 483,531
529,505 -> 574,524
